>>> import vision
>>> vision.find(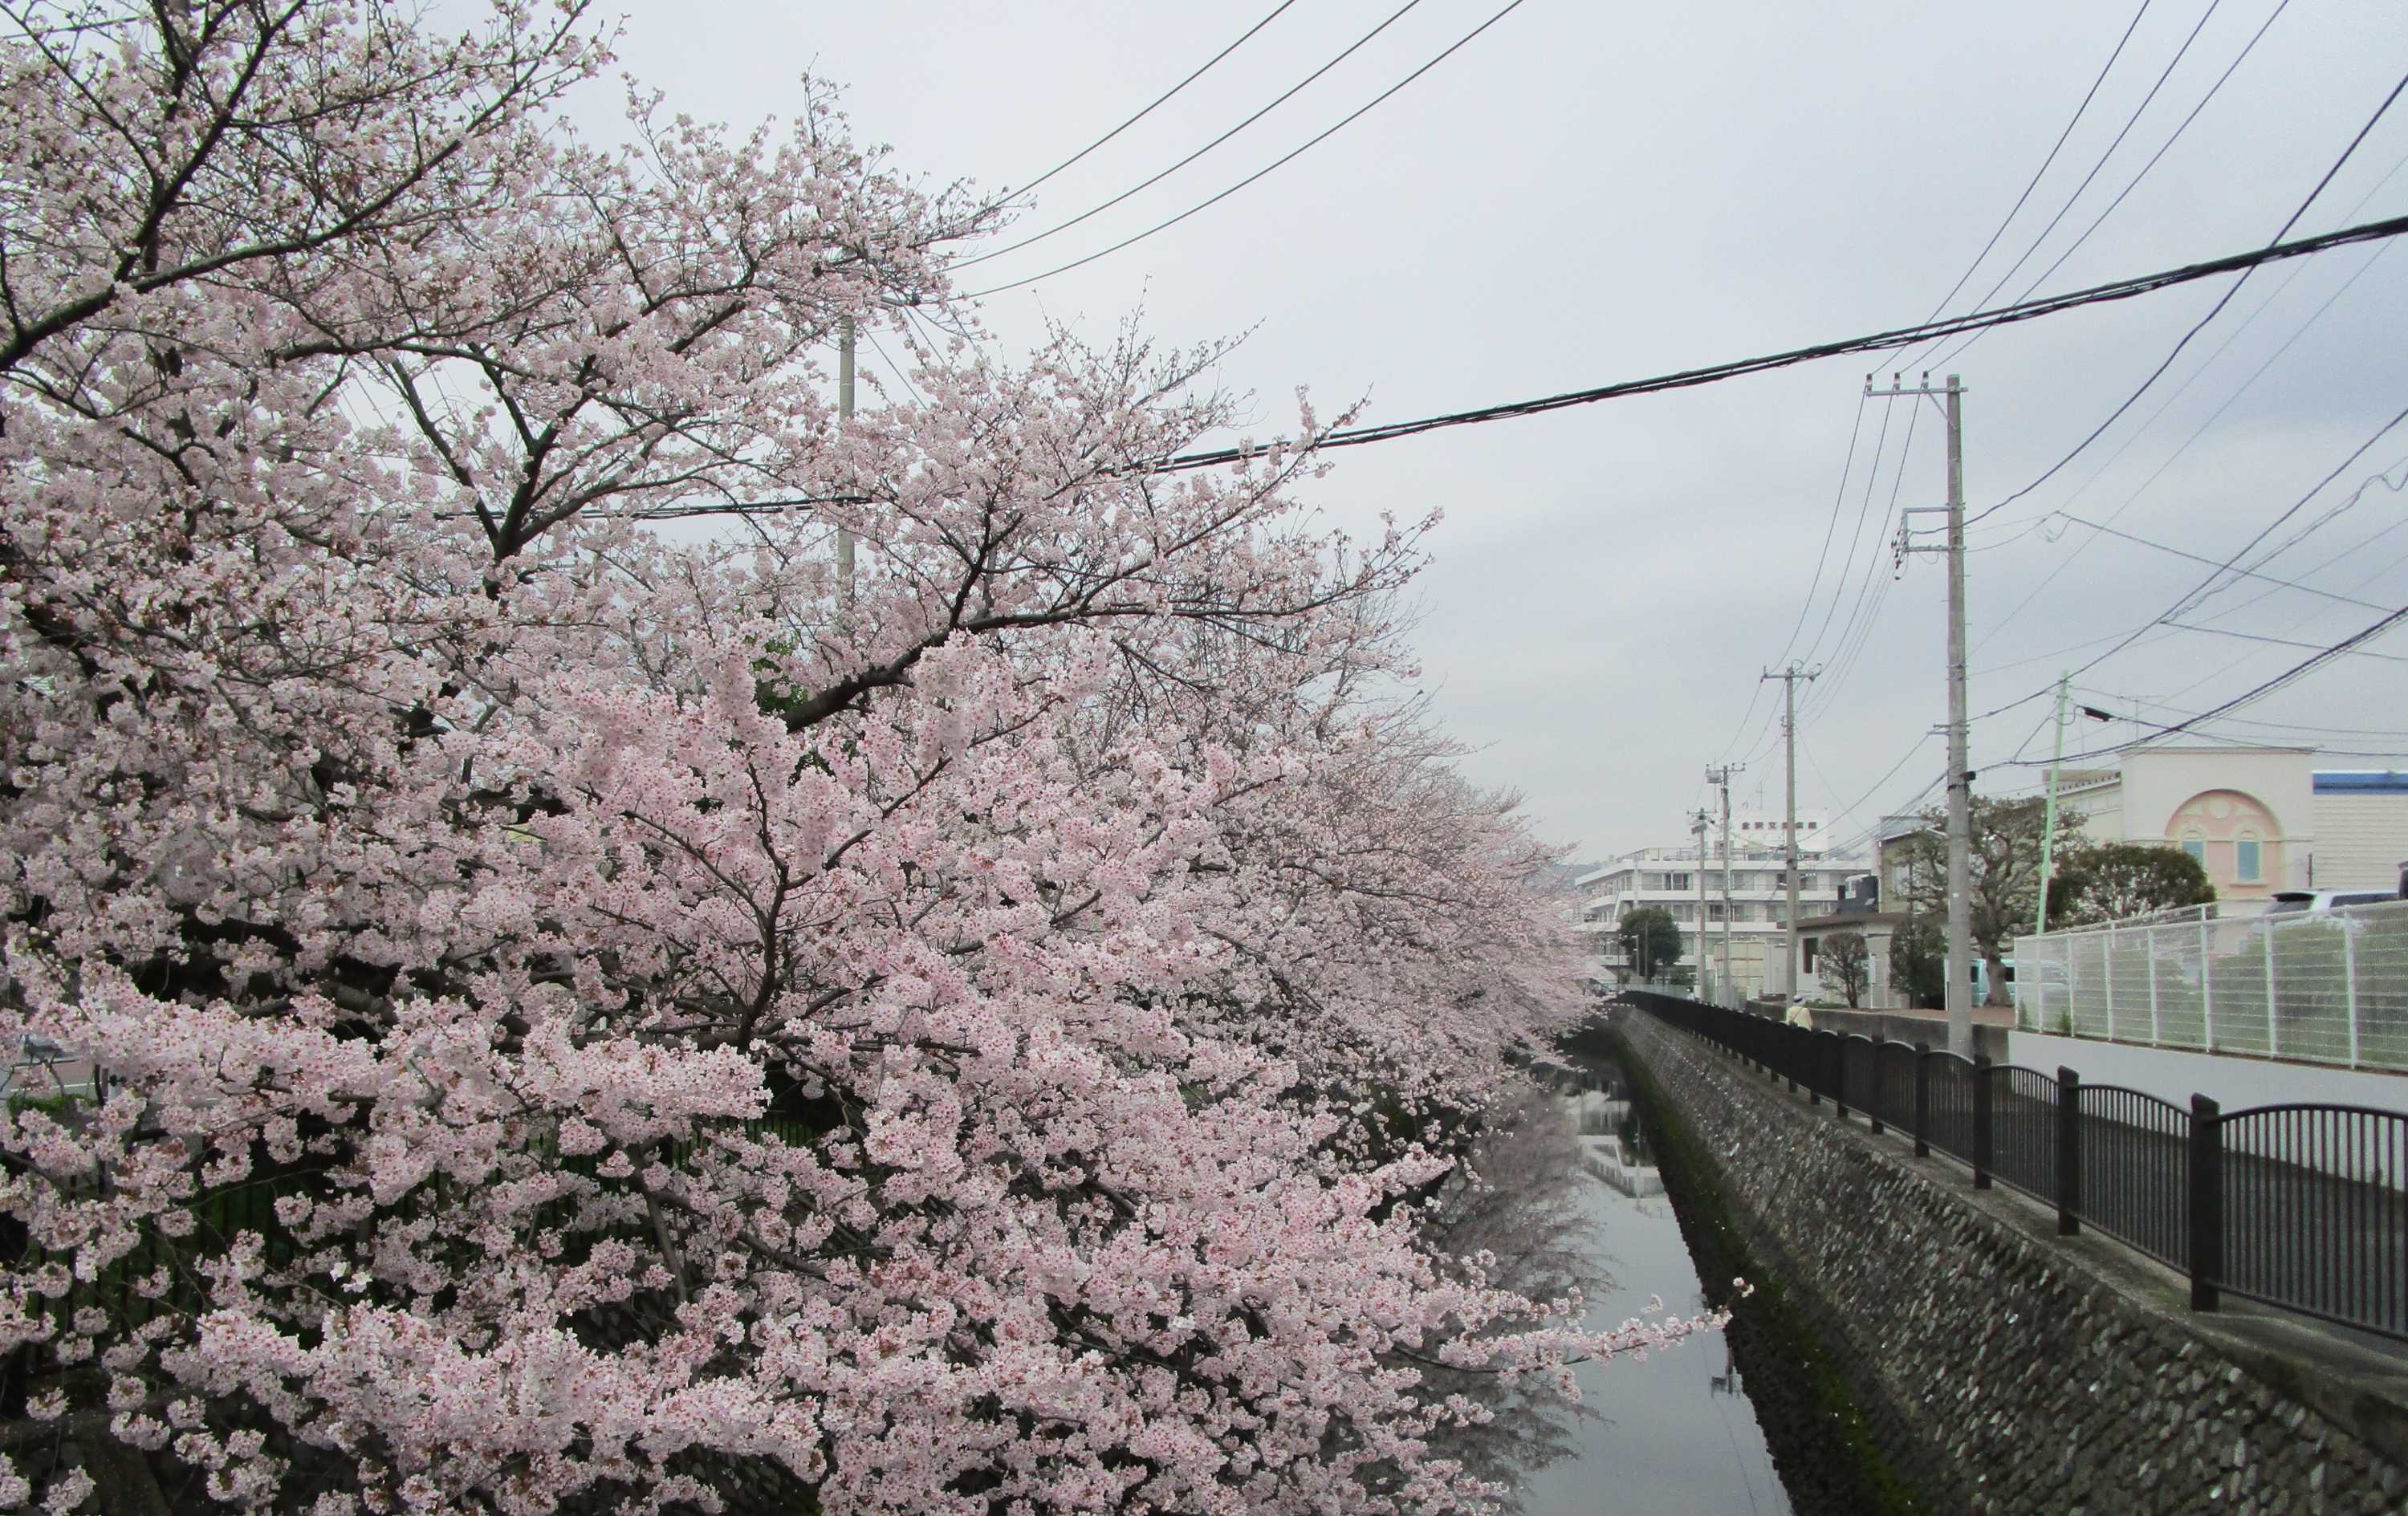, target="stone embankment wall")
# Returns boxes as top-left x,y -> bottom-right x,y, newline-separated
1617,1010 -> 2408,1515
